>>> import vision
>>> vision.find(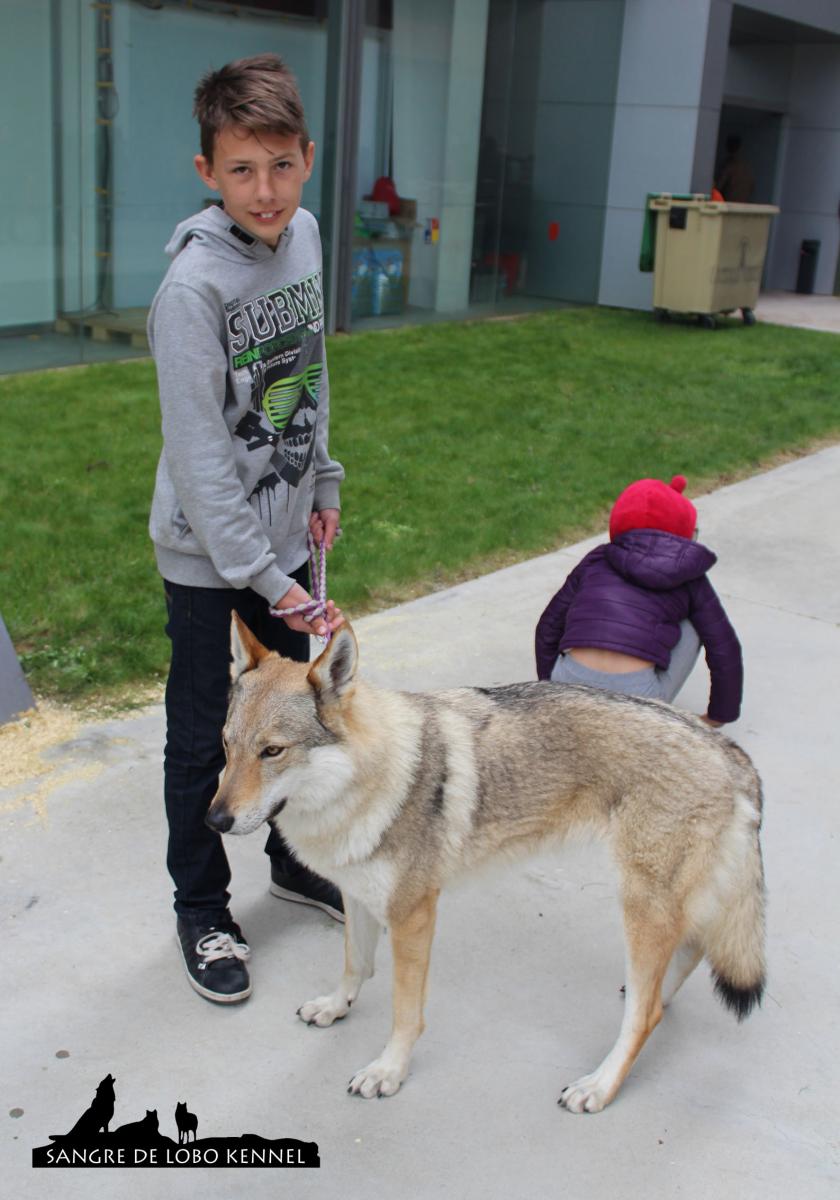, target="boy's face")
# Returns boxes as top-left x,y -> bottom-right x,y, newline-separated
194,126 -> 315,249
